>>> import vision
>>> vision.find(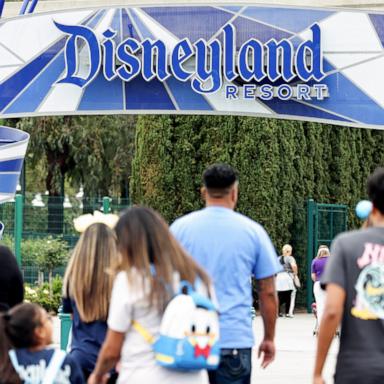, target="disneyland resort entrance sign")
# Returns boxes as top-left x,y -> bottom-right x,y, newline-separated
1,4 -> 384,130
